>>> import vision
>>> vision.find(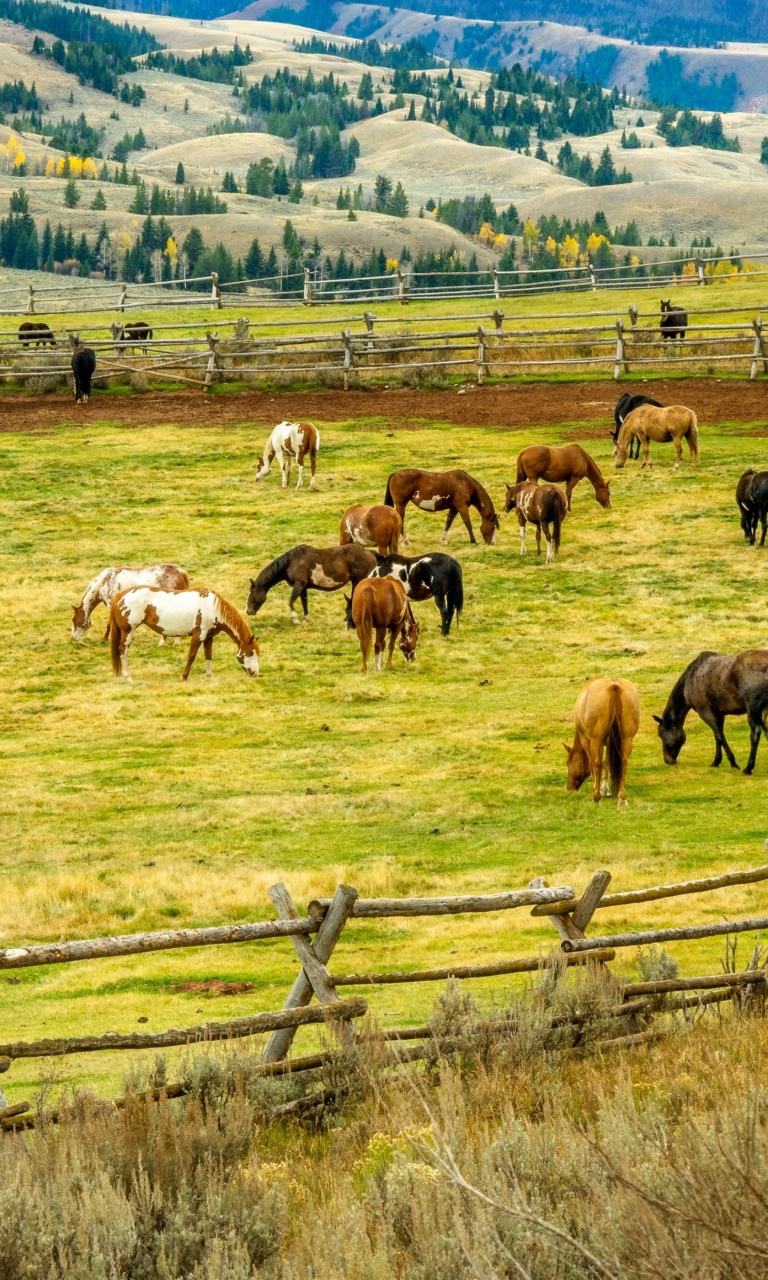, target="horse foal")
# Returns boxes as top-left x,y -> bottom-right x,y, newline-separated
505,481 -> 567,563
566,678 -> 640,805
